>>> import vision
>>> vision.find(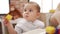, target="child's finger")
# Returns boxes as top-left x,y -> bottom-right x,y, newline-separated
3,18 -> 9,24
